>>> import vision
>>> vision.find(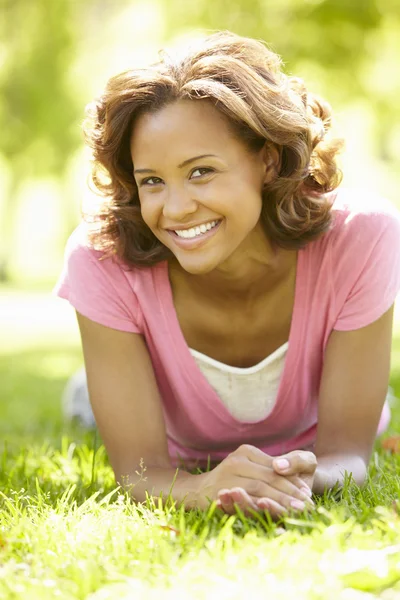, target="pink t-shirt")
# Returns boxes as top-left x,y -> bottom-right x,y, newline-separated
53,189 -> 400,468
